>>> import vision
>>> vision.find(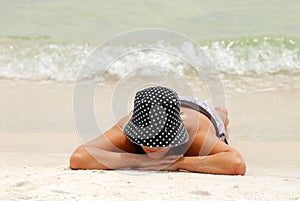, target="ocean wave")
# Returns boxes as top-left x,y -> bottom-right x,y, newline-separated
204,36 -> 300,75
0,36 -> 299,82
